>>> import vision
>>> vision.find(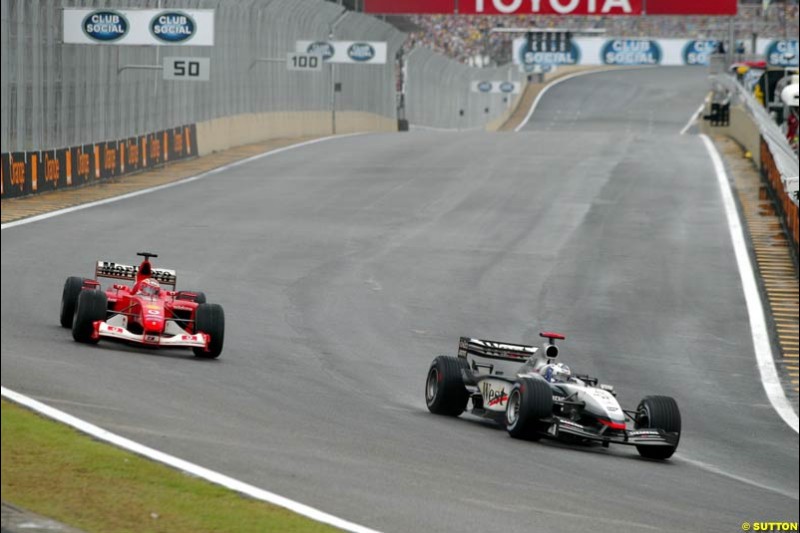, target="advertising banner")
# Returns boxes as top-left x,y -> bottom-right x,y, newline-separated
514,37 -> 581,66
1,152 -> 29,198
470,80 -> 522,94
2,125 -> 197,200
63,9 -> 215,46
513,37 -> 790,67
459,0 -> 642,15
295,41 -> 387,65
37,149 -> 68,194
763,40 -> 799,67
645,0 -> 737,15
